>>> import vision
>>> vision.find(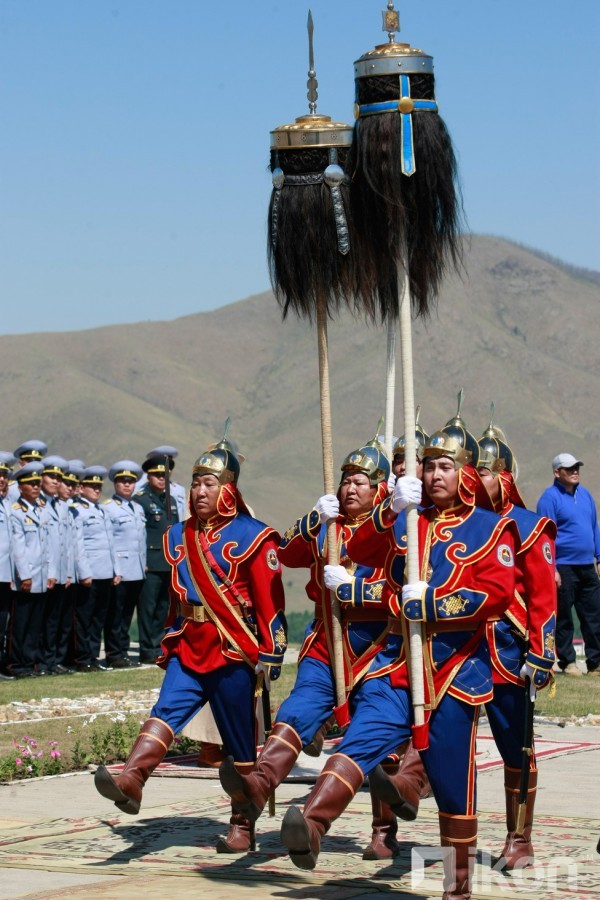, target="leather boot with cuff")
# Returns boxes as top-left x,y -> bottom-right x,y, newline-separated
439,811 -> 477,900
281,752 -> 365,870
219,722 -> 303,822
499,765 -> 537,869
368,741 -> 431,821
216,793 -> 256,854
362,791 -> 399,860
303,715 -> 335,758
94,717 -> 174,814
